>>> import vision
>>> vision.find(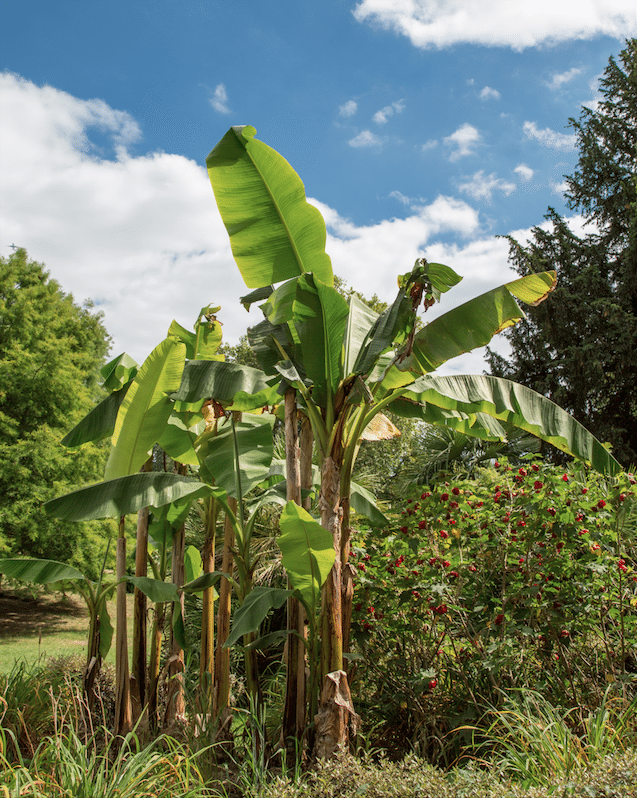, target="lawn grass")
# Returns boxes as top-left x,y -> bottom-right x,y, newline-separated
0,583 -> 134,673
